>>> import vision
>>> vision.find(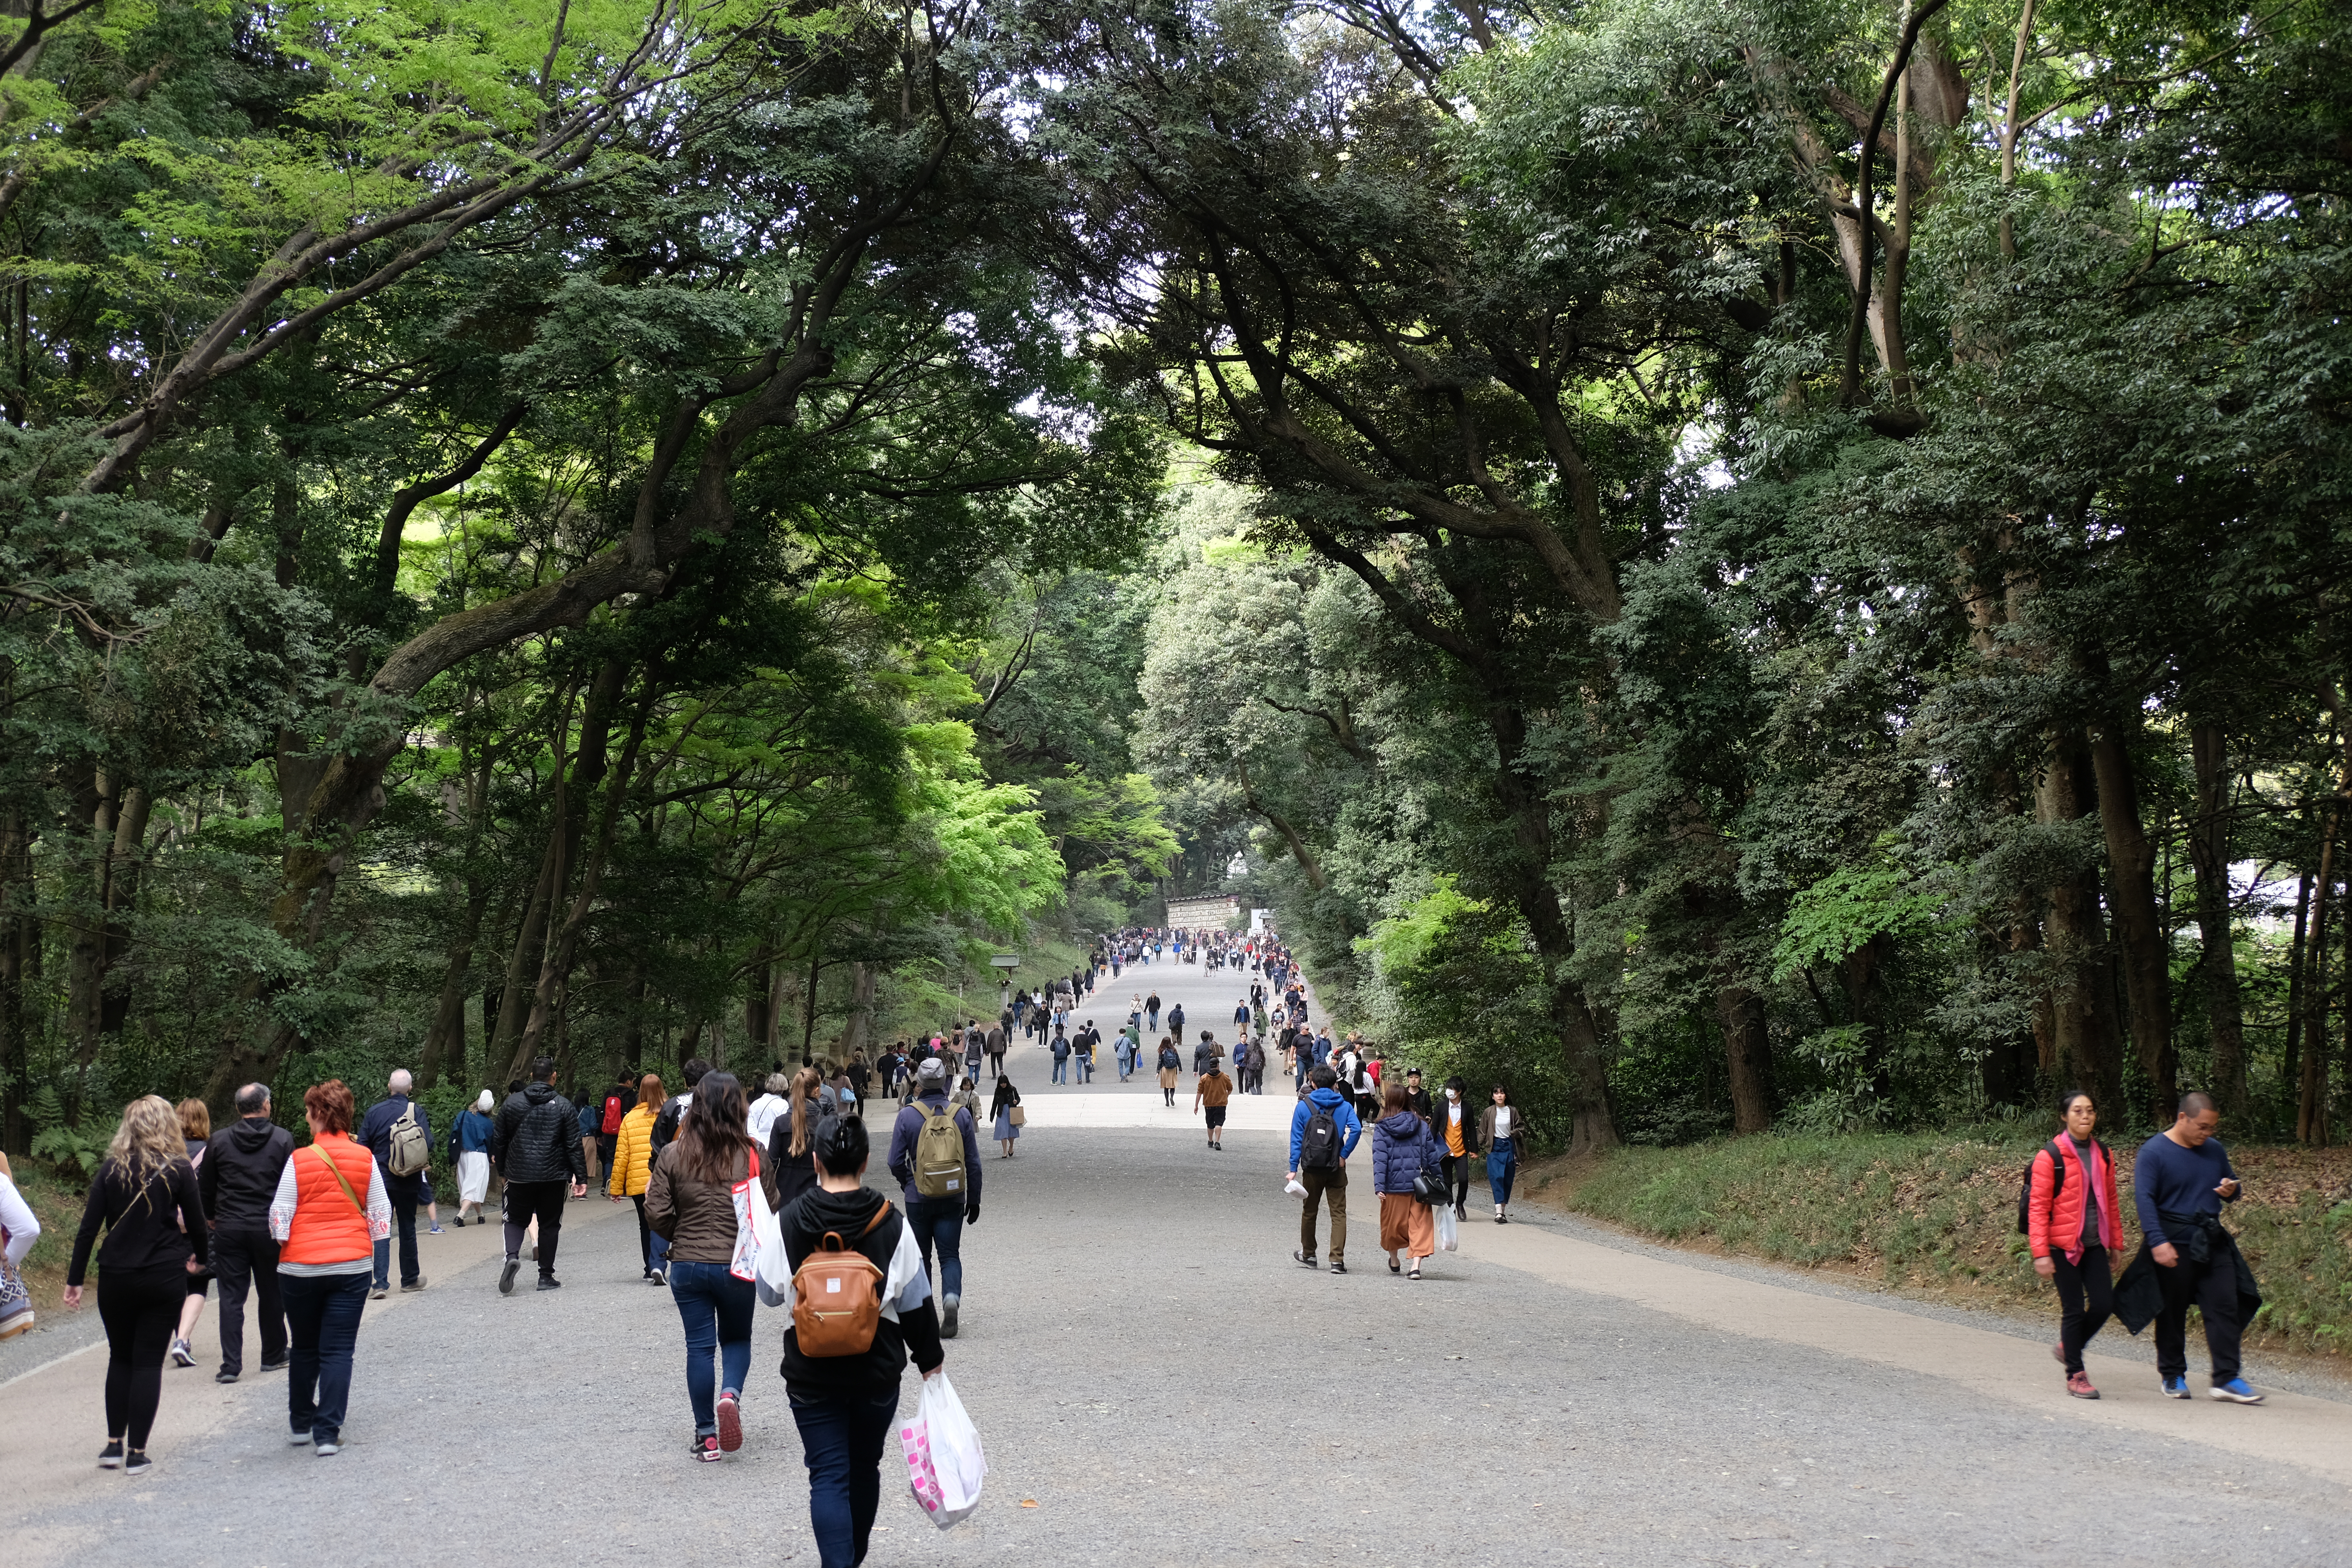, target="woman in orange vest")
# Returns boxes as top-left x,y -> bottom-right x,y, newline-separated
267,1080 -> 387,1456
